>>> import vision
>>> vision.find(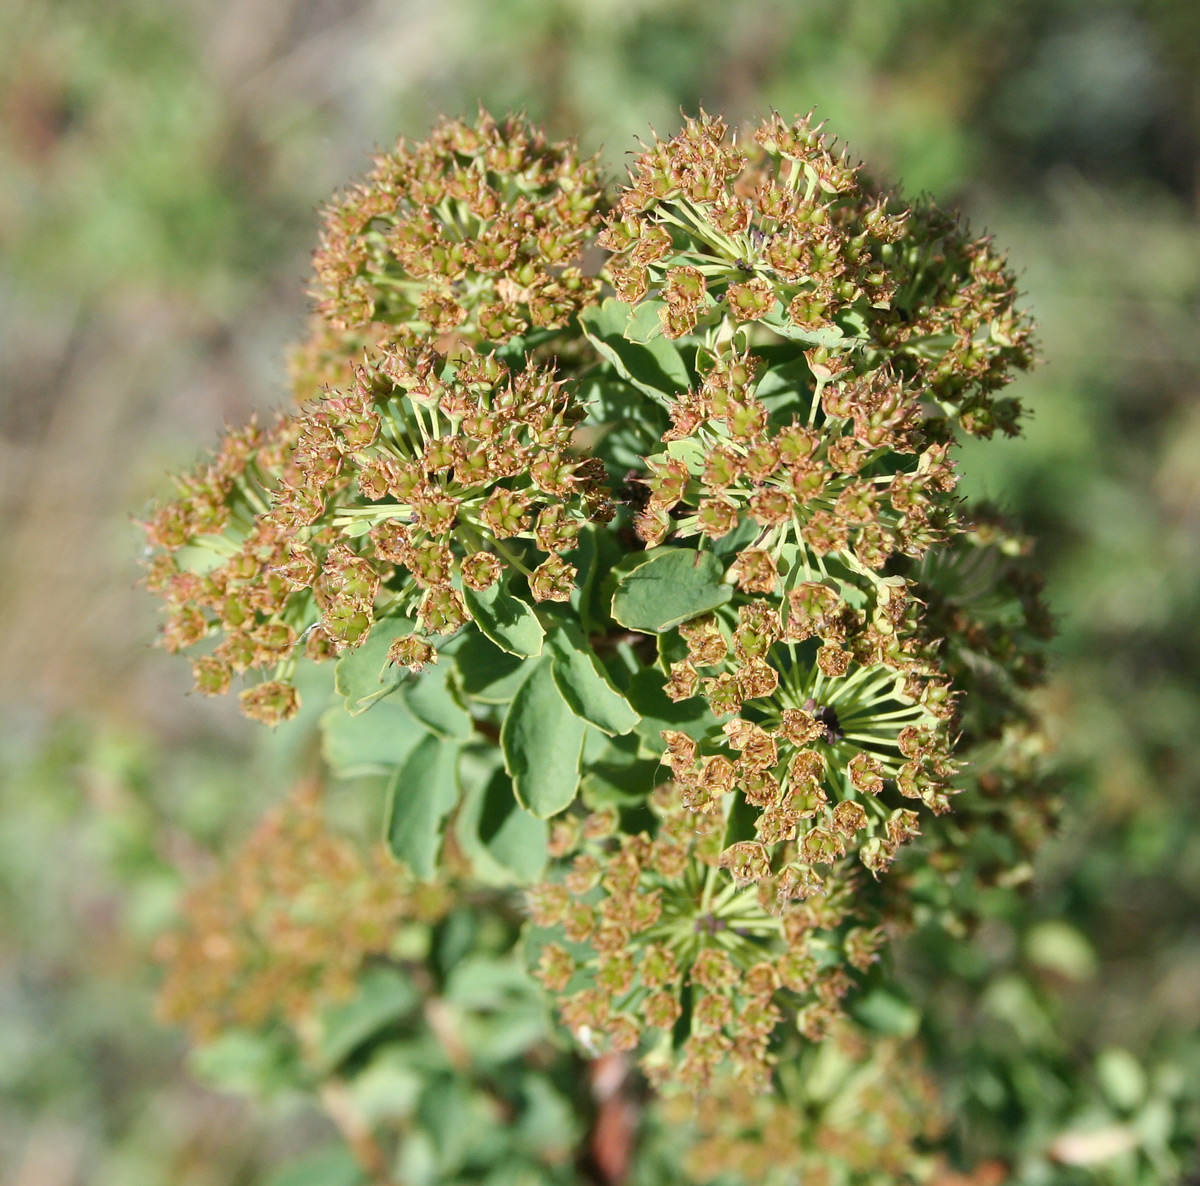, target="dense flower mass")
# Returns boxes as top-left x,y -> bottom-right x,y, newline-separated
658,1024 -> 945,1185
312,110 -> 605,350
530,788 -> 885,1091
156,789 -> 450,1041
143,346 -> 612,721
146,108 -> 1050,1116
599,110 -> 1033,438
